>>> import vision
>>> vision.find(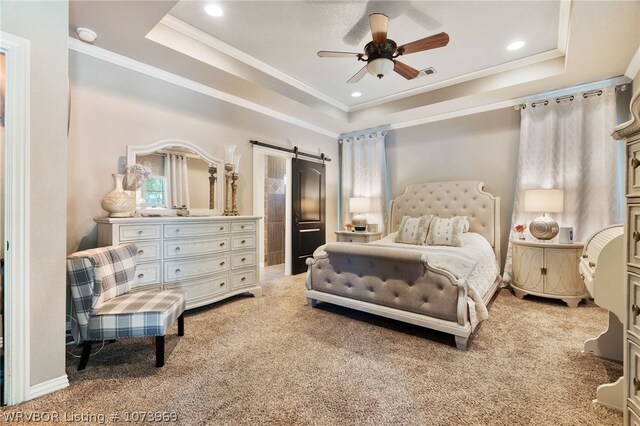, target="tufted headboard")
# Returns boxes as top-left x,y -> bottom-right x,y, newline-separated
389,181 -> 501,261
